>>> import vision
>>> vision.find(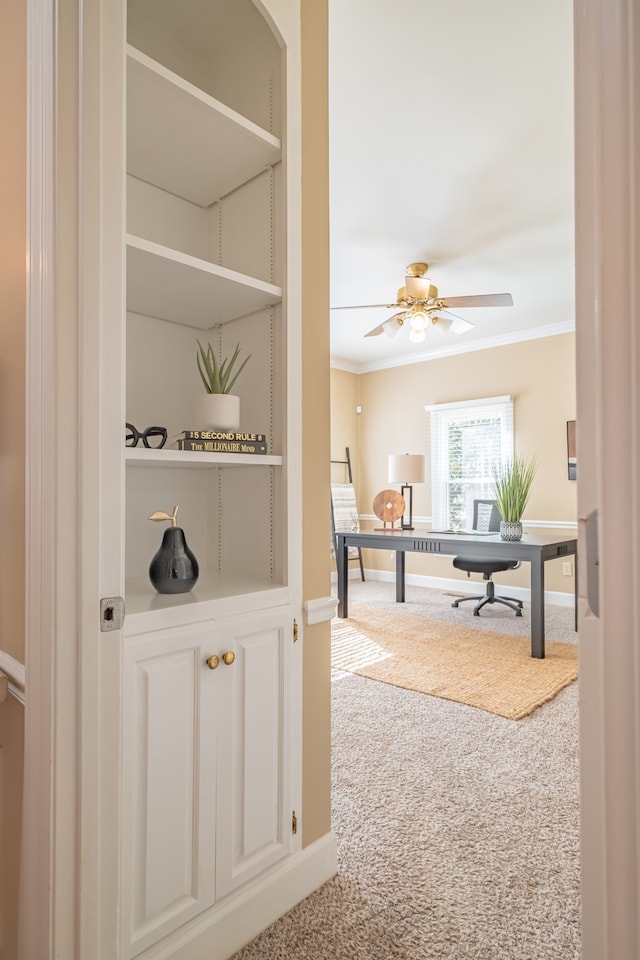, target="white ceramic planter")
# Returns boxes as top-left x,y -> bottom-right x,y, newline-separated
197,393 -> 240,430
500,520 -> 523,541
